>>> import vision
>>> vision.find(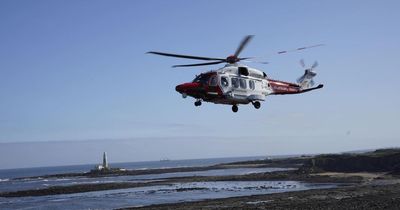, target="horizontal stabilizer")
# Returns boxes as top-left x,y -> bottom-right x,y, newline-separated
300,84 -> 324,93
